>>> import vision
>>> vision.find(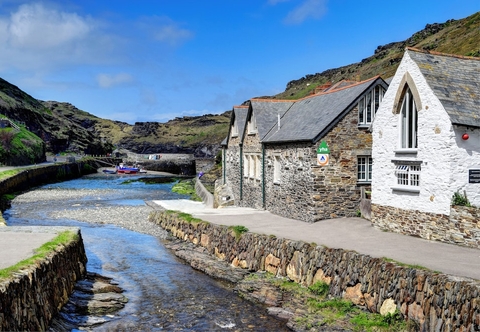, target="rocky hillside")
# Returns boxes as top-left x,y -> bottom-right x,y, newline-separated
0,11 -> 478,161
273,11 -> 480,100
